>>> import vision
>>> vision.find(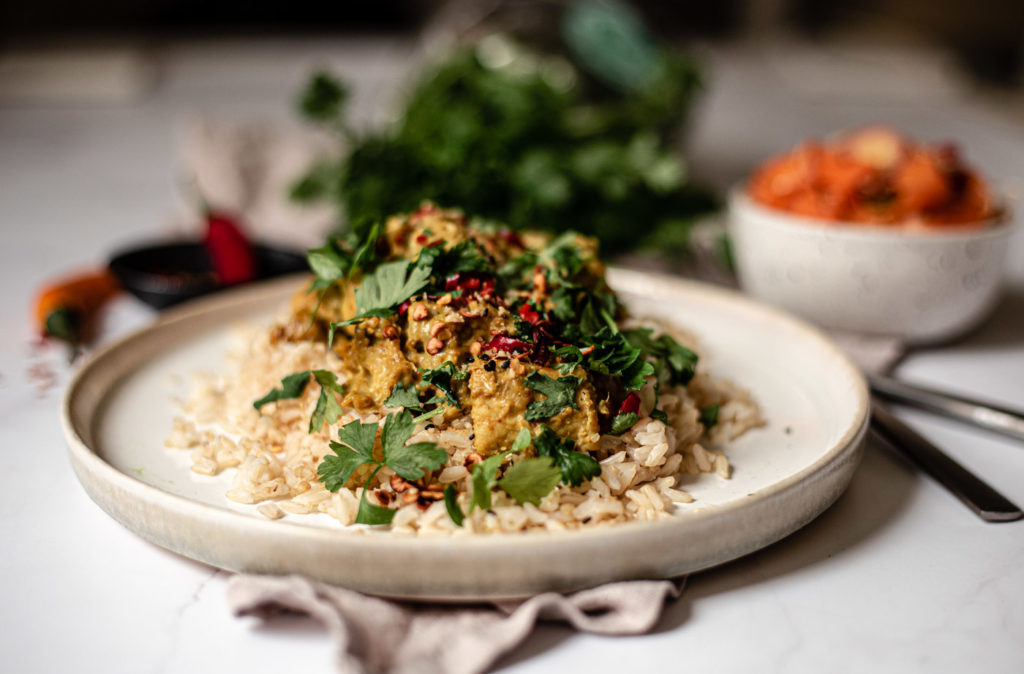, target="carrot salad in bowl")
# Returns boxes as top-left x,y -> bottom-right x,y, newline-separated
747,127 -> 997,226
